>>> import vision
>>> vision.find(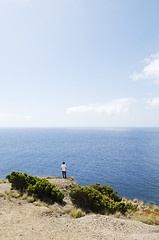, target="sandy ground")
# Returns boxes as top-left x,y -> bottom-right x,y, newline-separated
0,179 -> 159,240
